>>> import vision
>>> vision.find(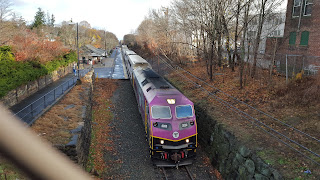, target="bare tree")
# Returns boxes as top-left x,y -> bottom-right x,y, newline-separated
250,0 -> 283,78
0,0 -> 12,21
135,0 -> 284,83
